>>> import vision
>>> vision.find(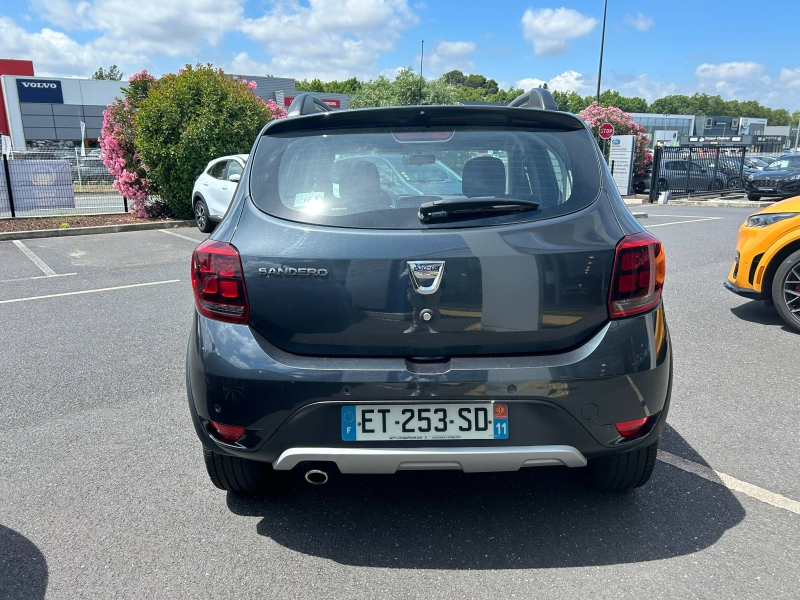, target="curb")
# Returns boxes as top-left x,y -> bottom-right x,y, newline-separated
0,220 -> 195,242
632,211 -> 648,219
